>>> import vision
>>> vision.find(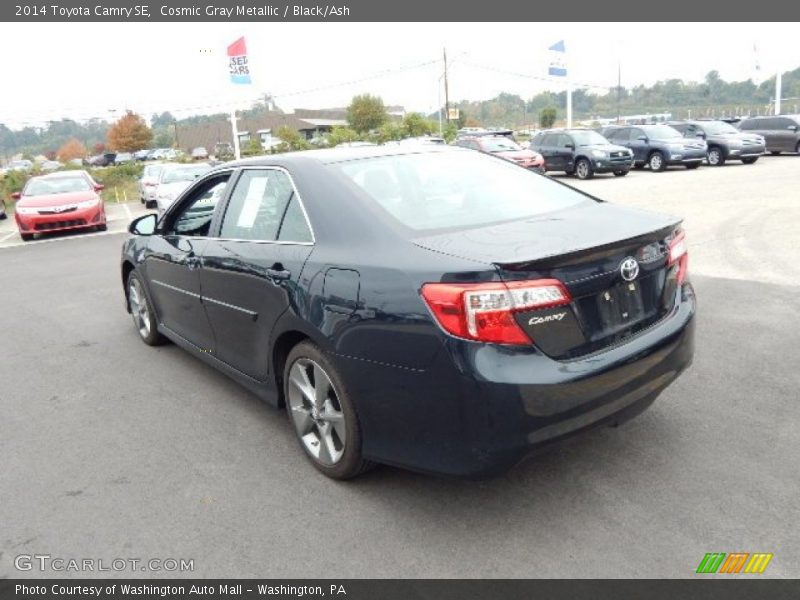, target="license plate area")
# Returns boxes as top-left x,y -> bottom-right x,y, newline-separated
596,281 -> 646,334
